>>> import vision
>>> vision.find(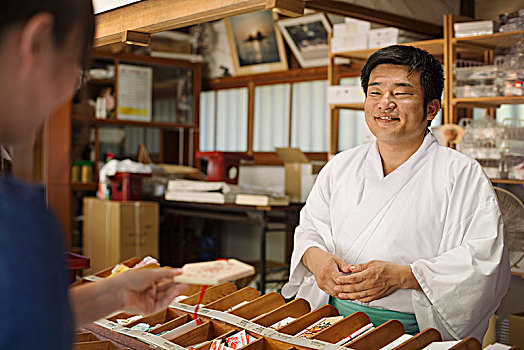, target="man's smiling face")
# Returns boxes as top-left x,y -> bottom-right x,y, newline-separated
364,64 -> 433,148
